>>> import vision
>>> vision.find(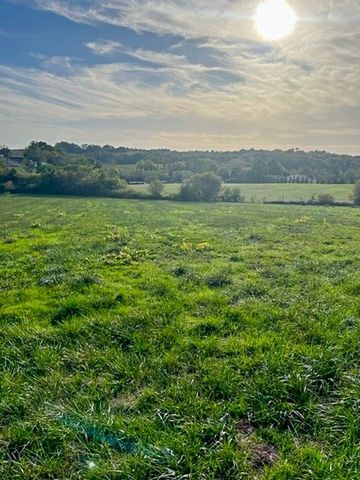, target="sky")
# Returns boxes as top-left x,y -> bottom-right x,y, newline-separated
0,0 -> 359,154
